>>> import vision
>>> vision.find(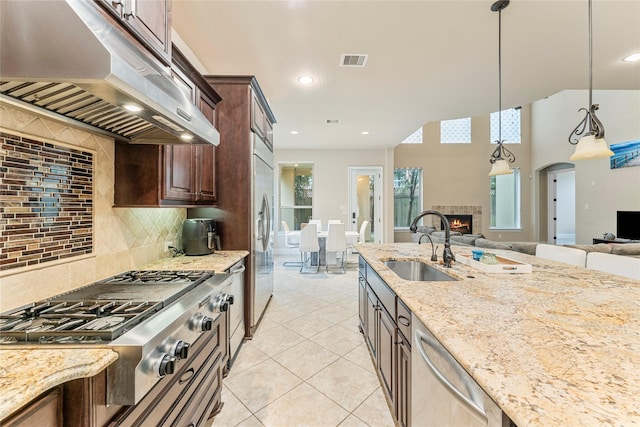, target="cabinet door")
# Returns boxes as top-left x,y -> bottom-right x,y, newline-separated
97,0 -> 171,64
378,305 -> 395,405
195,94 -> 217,203
163,145 -> 195,201
251,93 -> 266,138
365,286 -> 378,359
396,333 -> 411,427
2,387 -> 62,427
